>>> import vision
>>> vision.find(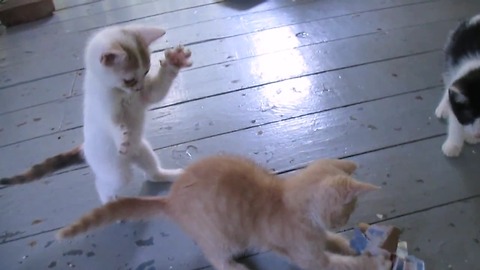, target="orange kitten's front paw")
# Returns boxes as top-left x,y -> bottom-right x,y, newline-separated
372,255 -> 392,270
161,45 -> 192,69
362,252 -> 391,270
